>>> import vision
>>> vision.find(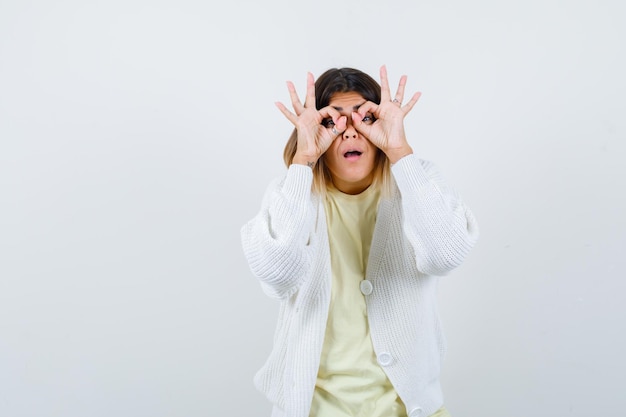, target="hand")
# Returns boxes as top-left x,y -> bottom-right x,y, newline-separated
352,65 -> 421,163
275,72 -> 347,167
